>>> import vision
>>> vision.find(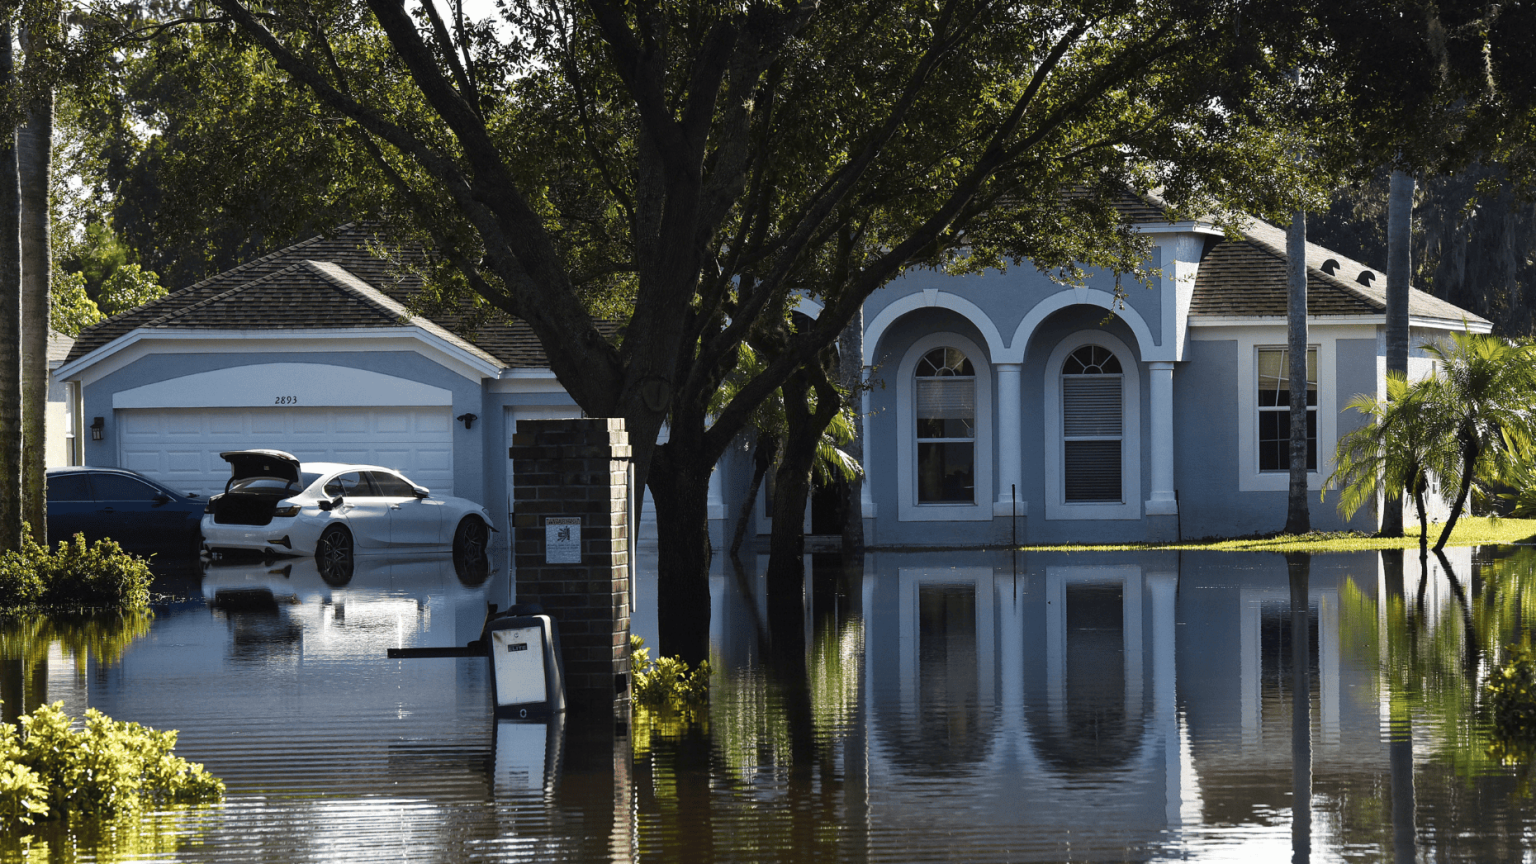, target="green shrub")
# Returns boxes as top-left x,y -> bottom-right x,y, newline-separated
1489,641 -> 1536,742
0,533 -> 152,611
630,635 -> 711,709
0,702 -> 223,830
